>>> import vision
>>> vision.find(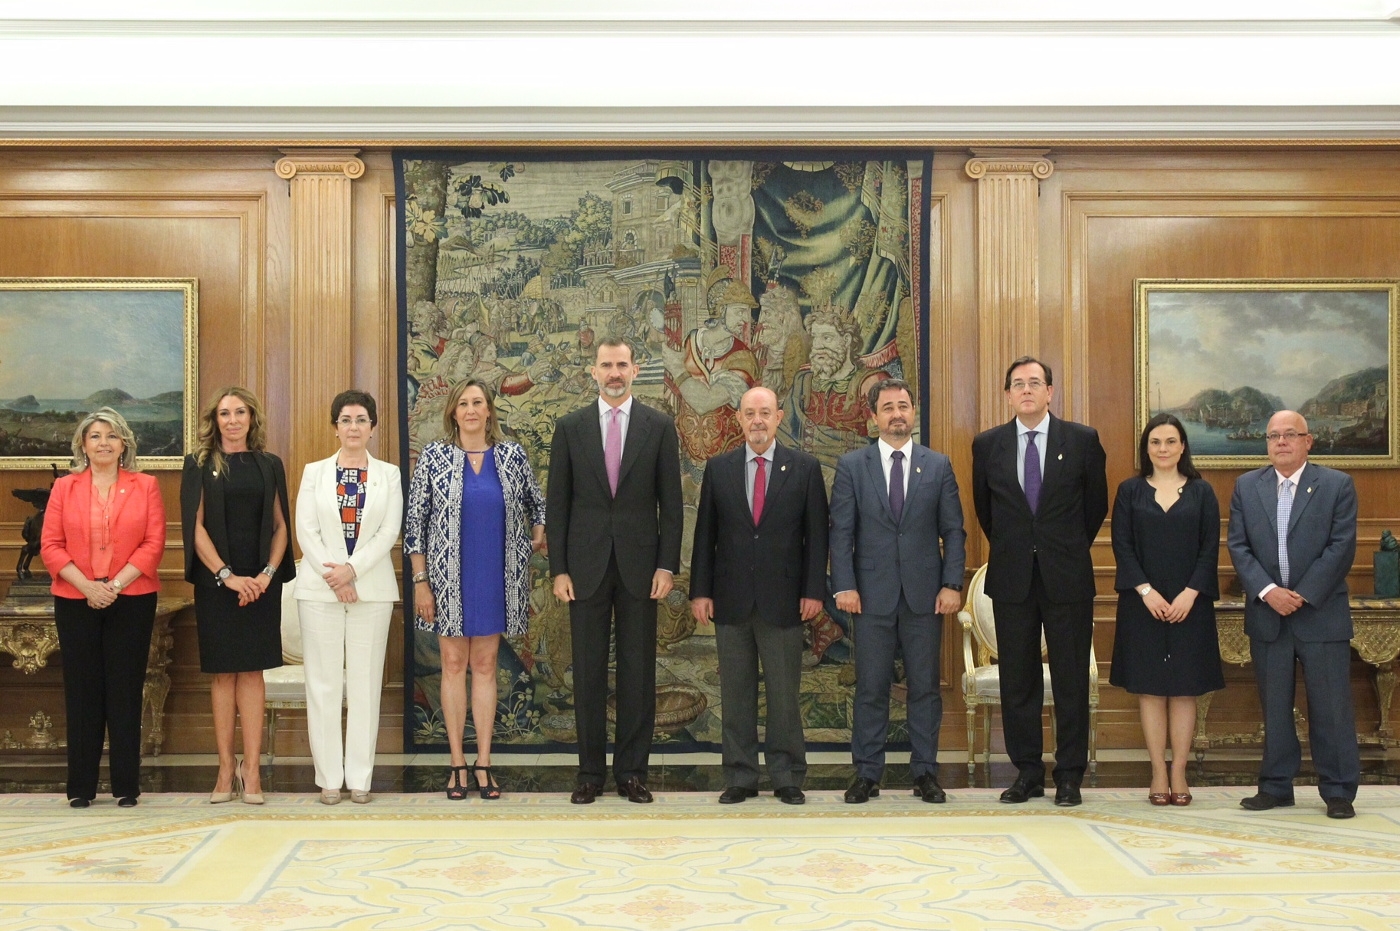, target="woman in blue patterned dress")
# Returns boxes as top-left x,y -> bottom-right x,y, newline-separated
405,379 -> 546,799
